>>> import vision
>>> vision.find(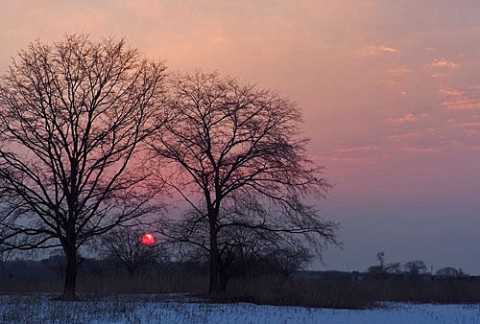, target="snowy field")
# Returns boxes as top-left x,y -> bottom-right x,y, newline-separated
1,294 -> 480,323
